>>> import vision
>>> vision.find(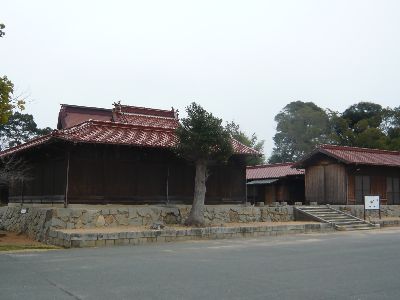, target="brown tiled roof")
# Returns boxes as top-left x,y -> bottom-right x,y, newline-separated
246,163 -> 304,180
113,112 -> 179,129
0,120 -> 259,157
295,144 -> 400,168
